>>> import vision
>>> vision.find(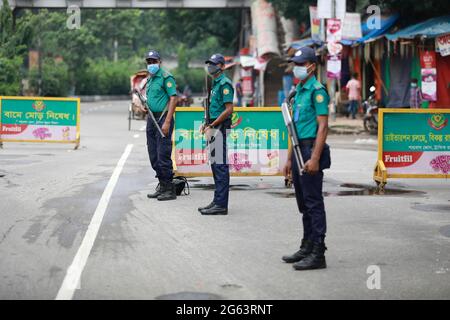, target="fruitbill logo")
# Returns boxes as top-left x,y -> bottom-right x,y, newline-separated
230,112 -> 242,129
32,100 -> 46,112
428,113 -> 448,131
